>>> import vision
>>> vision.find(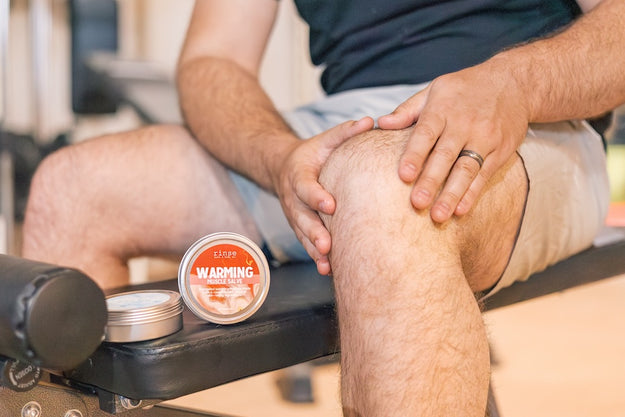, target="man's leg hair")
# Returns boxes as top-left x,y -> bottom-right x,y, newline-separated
22,124 -> 262,289
318,127 -> 526,416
